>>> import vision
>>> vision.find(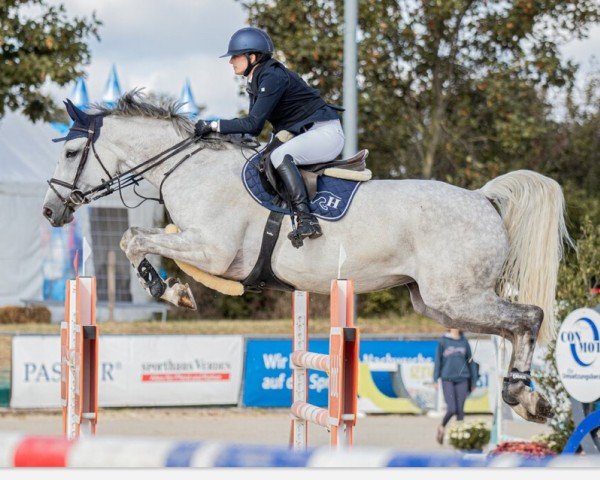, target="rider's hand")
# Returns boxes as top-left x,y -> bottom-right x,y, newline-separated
194,119 -> 214,137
